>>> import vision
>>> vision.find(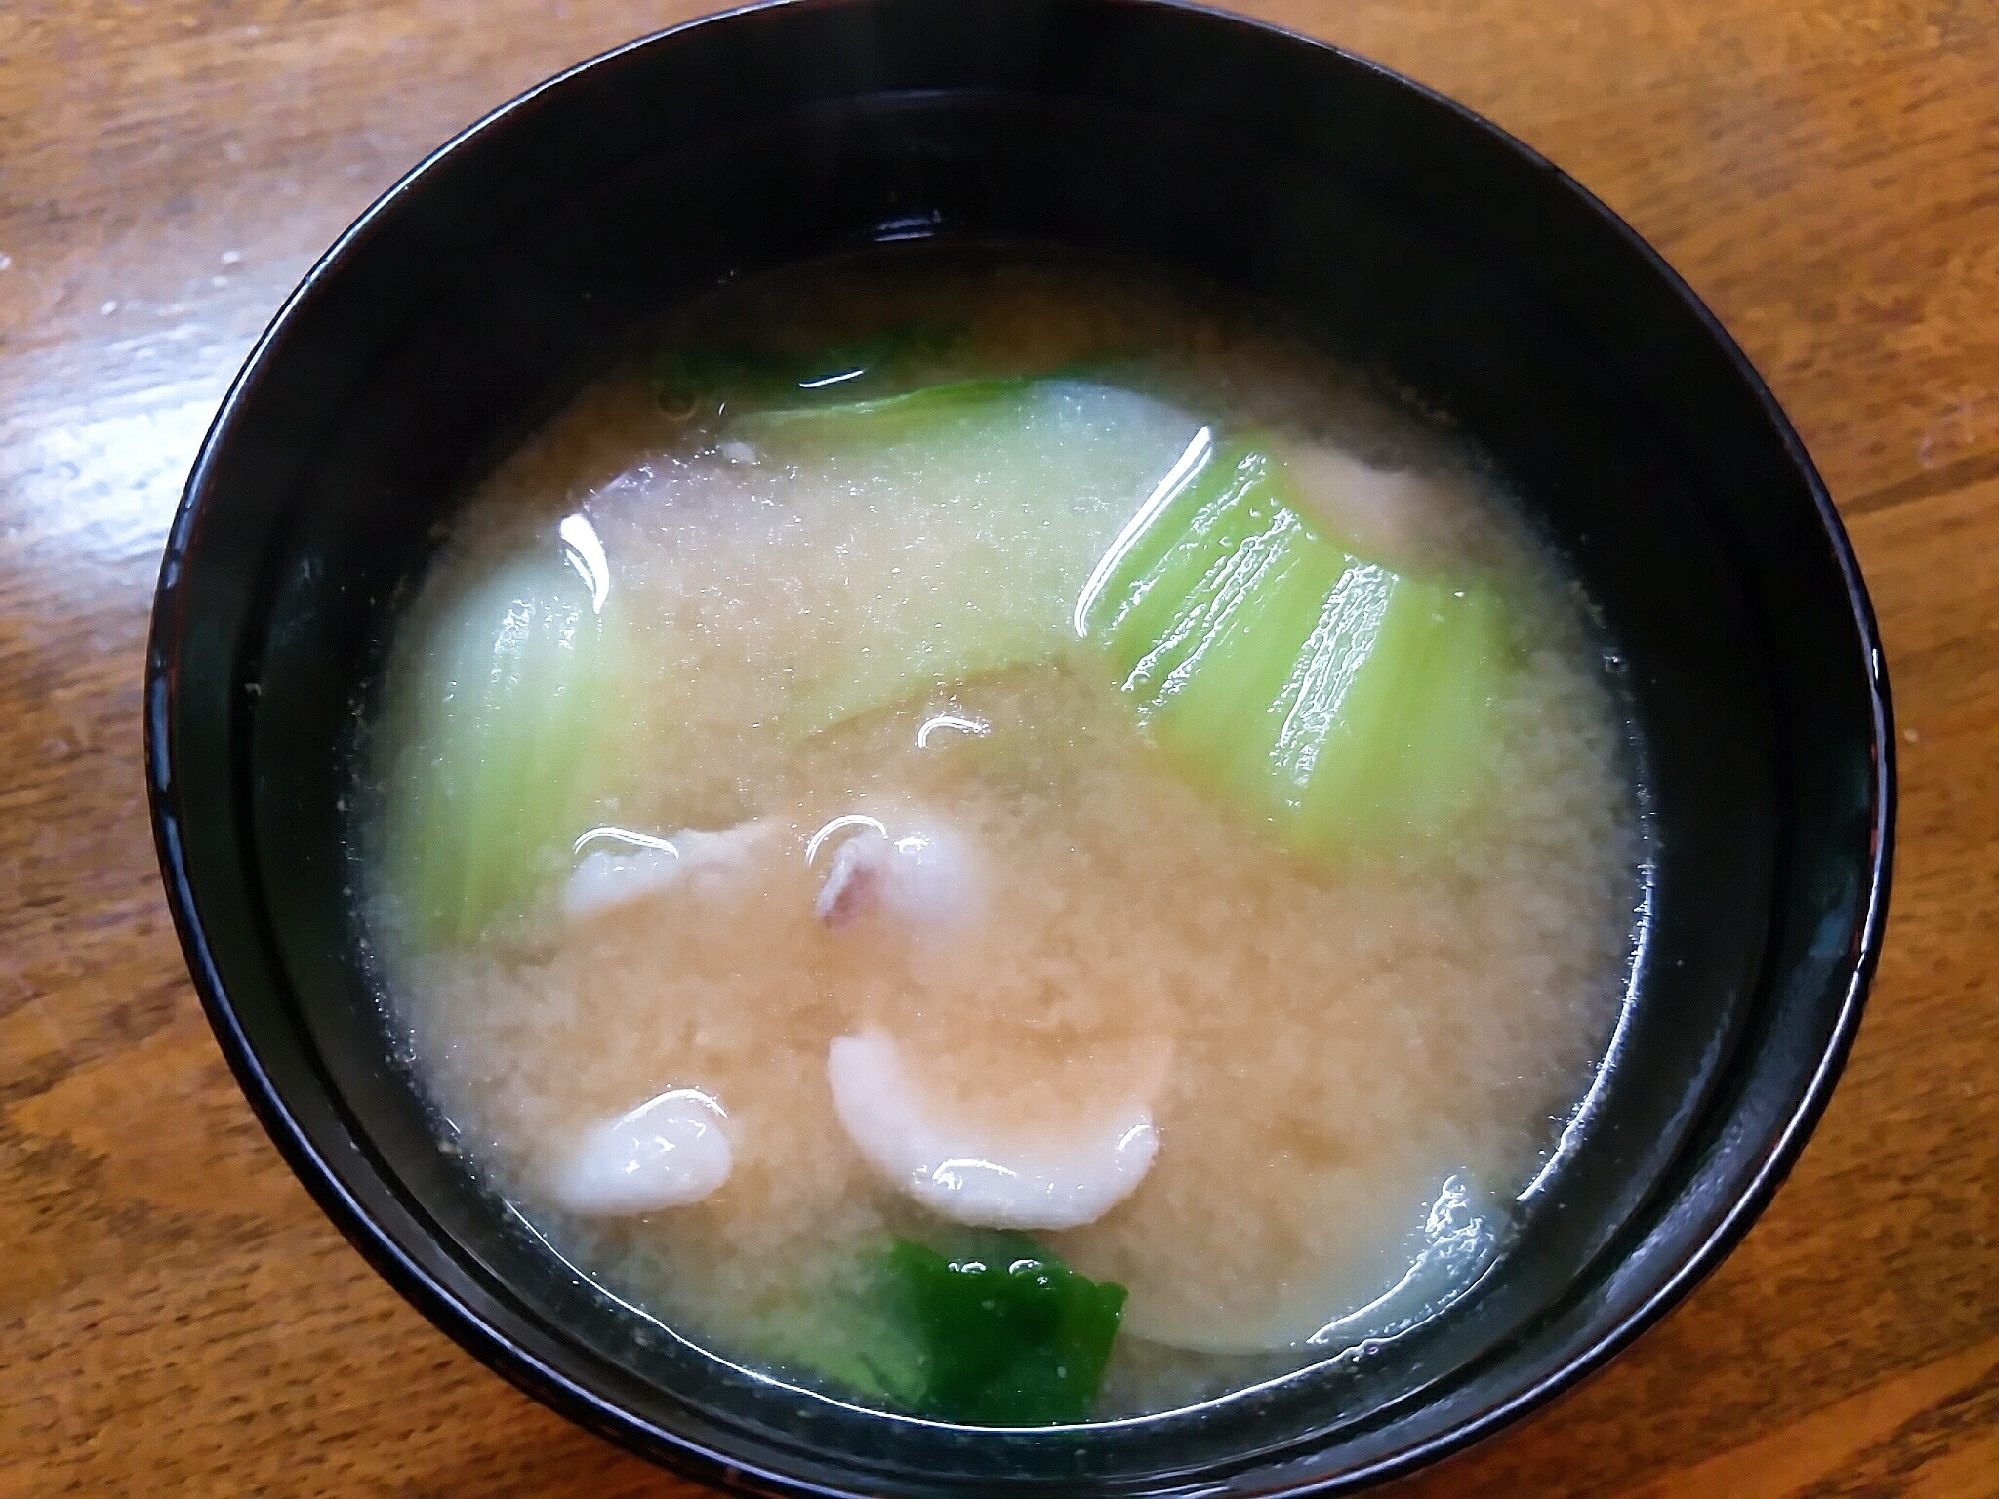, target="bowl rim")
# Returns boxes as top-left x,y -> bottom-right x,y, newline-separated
144,0 -> 1896,1492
